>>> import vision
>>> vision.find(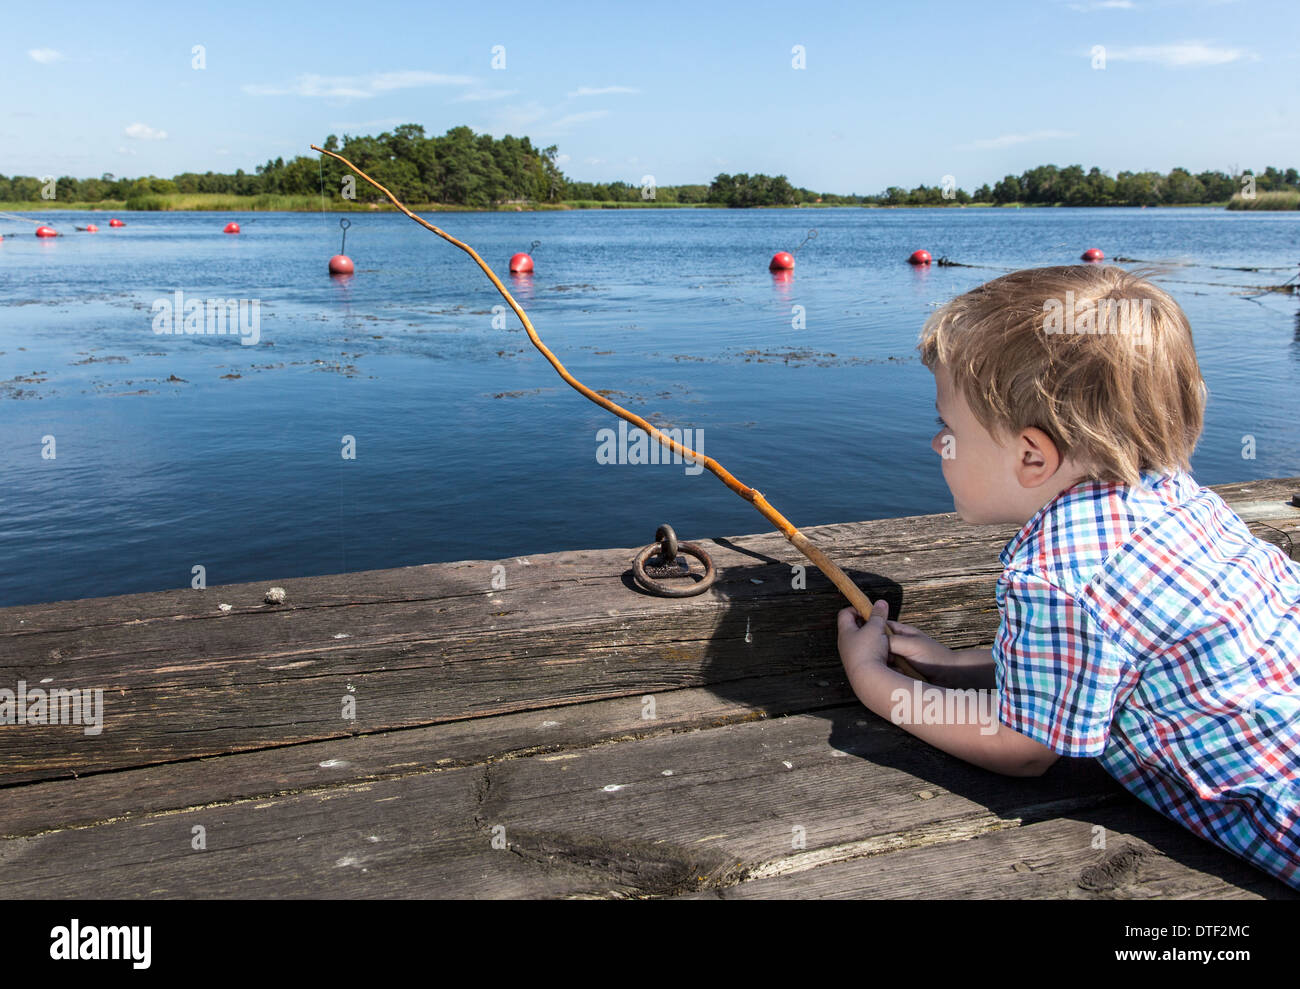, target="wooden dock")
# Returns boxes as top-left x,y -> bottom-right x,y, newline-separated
3,476 -> 1298,899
